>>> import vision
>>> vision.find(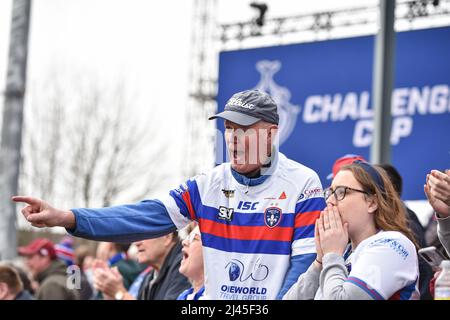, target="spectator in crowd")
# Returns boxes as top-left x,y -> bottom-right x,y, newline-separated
8,261 -> 35,296
54,236 -> 75,266
284,160 -> 420,300
73,244 -> 95,300
18,238 -> 80,300
93,231 -> 190,300
126,265 -> 153,299
0,264 -> 33,300
106,242 -> 144,290
177,222 -> 205,300
424,213 -> 449,258
74,244 -> 96,283
326,154 -> 366,181
327,155 -> 432,299
13,89 -> 326,299
425,169 -> 450,256
377,163 -> 433,300
91,242 -> 144,299
95,242 -> 111,262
